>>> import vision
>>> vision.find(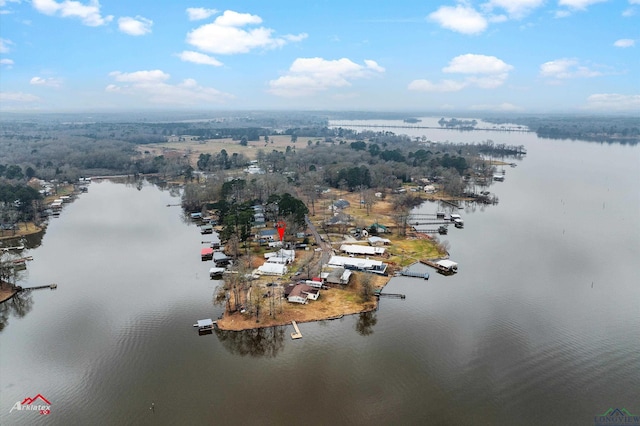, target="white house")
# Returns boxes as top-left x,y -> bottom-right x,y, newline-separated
257,263 -> 288,276
340,244 -> 385,256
